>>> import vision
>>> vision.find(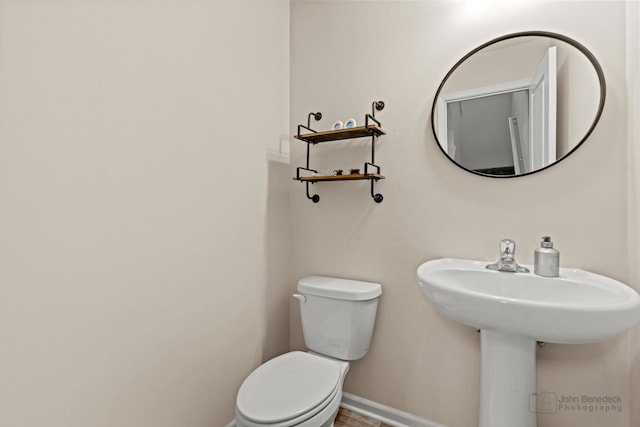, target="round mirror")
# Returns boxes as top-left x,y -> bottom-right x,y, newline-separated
431,31 -> 606,178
